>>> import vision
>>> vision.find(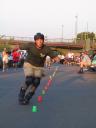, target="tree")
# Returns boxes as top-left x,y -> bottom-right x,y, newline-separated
77,32 -> 95,41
